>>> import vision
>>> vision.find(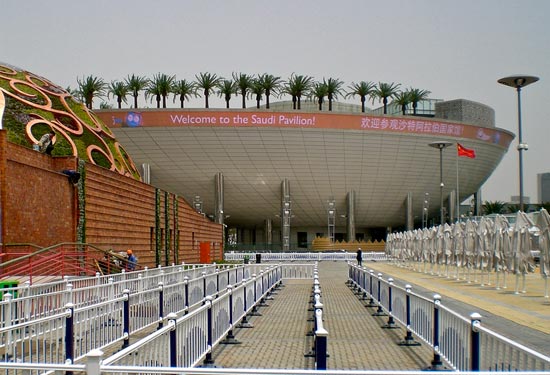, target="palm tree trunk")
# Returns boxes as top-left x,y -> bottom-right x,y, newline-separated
383,97 -> 388,114
242,92 -> 246,109
117,97 -> 122,109
205,94 -> 209,109
133,94 -> 138,109
180,98 -> 184,108
361,96 -> 366,113
266,90 -> 271,109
